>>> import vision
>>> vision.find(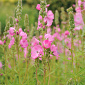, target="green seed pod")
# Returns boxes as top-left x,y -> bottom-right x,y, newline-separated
4,22 -> 10,32
24,14 -> 29,31
0,22 -> 1,35
29,24 -> 34,38
16,0 -> 22,21
61,7 -> 66,22
40,0 -> 47,18
9,16 -> 14,27
67,7 -> 75,30
55,10 -> 59,25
